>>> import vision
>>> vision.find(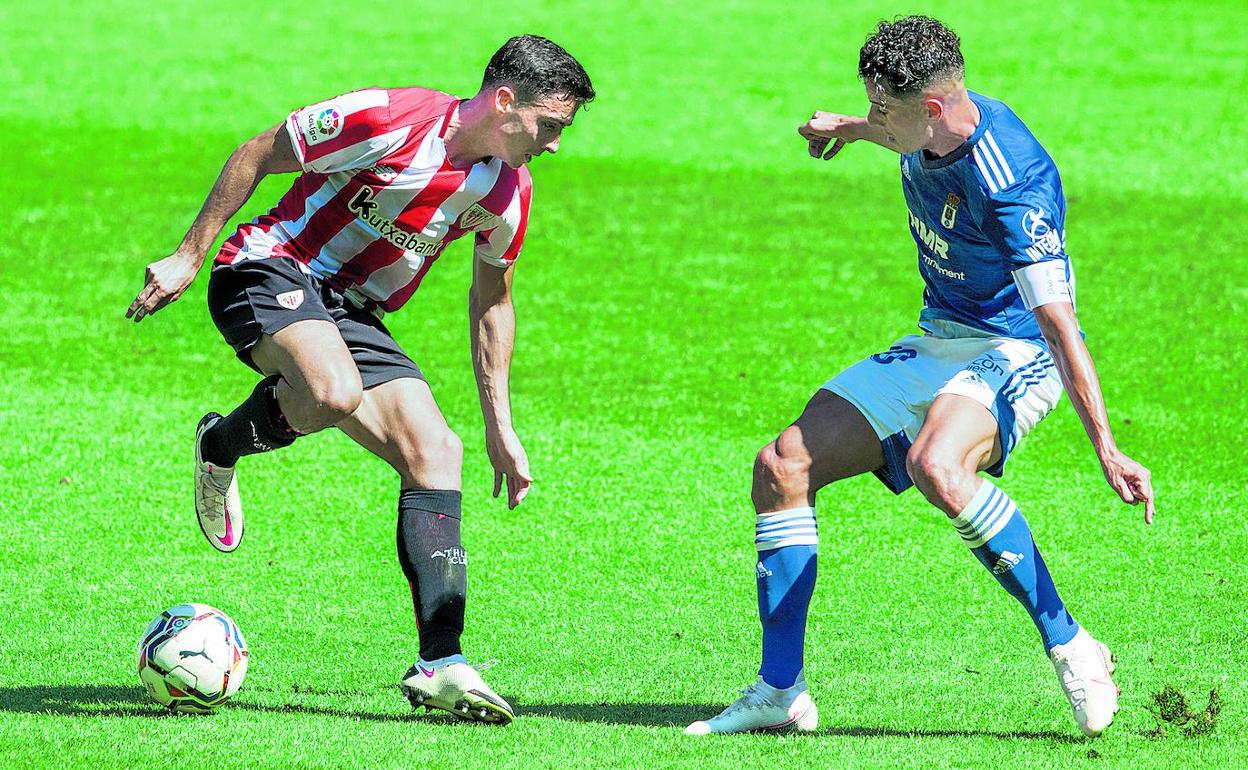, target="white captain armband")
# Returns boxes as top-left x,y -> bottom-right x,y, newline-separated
1012,260 -> 1074,310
